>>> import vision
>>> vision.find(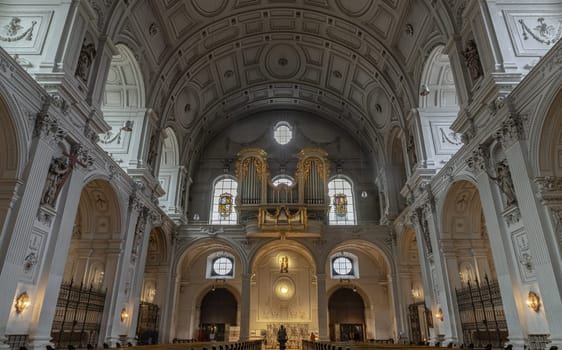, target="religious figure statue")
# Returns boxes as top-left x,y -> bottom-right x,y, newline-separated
489,160 -> 517,207
462,39 -> 483,81
406,133 -> 417,169
277,325 -> 288,350
41,157 -> 71,207
75,40 -> 96,83
280,256 -> 288,273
